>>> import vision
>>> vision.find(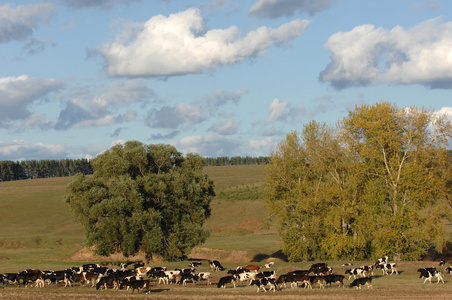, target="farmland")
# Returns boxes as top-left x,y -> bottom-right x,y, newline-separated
1,164 -> 452,298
